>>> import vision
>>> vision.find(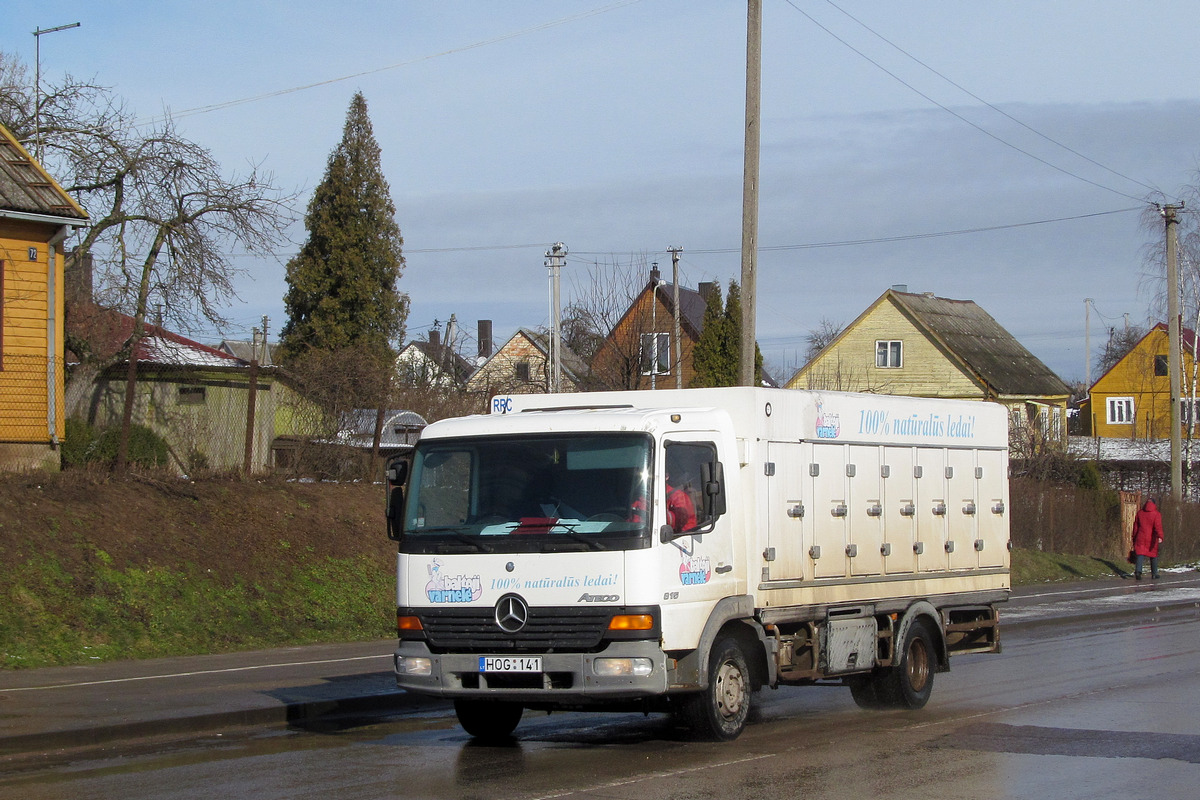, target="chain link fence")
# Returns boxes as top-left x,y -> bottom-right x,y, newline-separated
0,354 -> 64,472
50,360 -> 425,480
